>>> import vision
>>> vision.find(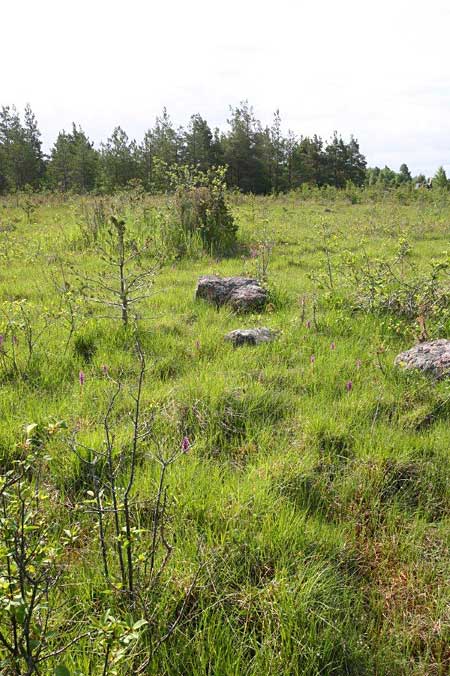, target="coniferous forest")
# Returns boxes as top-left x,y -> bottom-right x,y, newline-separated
1,102 -> 438,195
